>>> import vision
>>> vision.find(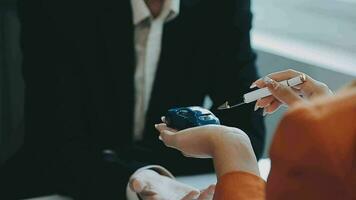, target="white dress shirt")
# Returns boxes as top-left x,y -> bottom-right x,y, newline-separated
131,0 -> 180,140
126,1 -> 180,198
